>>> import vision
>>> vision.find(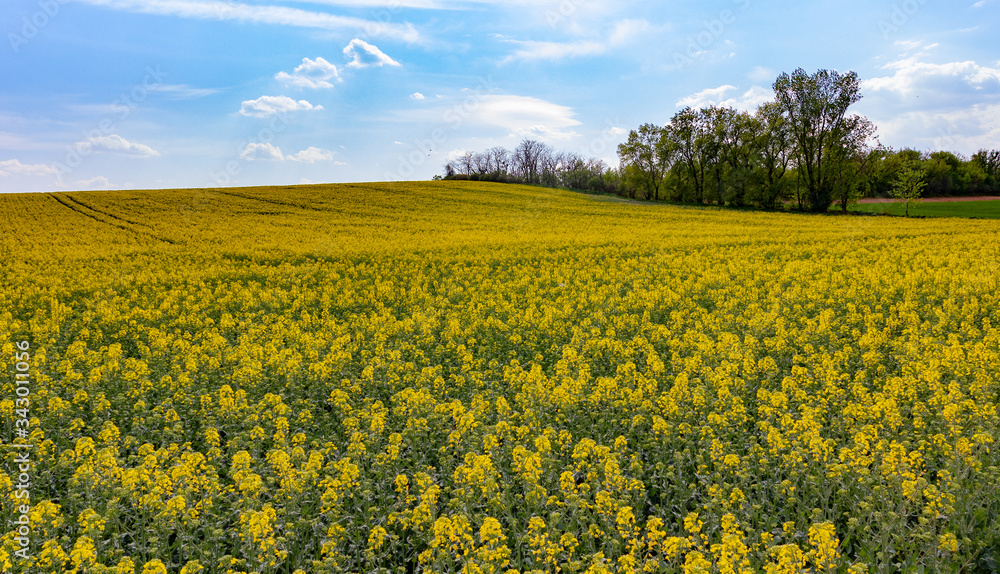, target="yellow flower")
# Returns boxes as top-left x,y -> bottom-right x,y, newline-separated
681,550 -> 712,574
764,544 -> 808,574
939,532 -> 959,553
77,508 -> 106,534
616,506 -> 636,539
368,526 -> 389,552
808,522 -> 840,571
142,559 -> 169,574
70,536 -> 97,571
